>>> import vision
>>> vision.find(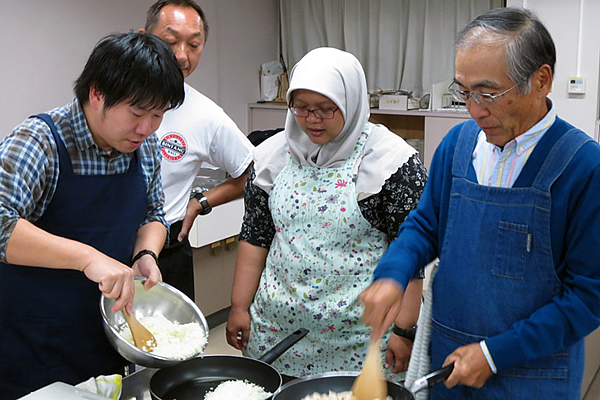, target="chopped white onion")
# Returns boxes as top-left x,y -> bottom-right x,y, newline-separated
118,314 -> 207,360
203,380 -> 271,400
